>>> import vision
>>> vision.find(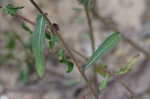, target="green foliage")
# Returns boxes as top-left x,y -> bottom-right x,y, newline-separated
1,3 -> 139,95
32,14 -> 47,77
79,0 -> 91,7
21,22 -> 33,34
58,49 -> 74,73
83,32 -> 122,68
115,55 -> 139,75
96,64 -> 111,91
48,35 -> 59,48
5,32 -> 16,50
45,31 -> 59,49
96,64 -> 109,77
3,4 -> 24,15
18,59 -> 34,84
58,49 -> 65,60
19,68 -> 29,84
65,61 -> 74,73
99,76 -> 111,90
